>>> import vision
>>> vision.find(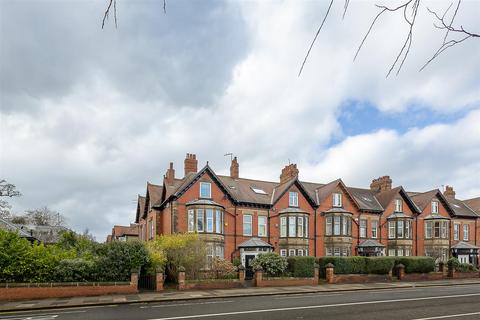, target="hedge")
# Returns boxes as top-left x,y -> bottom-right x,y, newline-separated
394,257 -> 435,274
287,256 -> 316,277
318,256 -> 435,277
